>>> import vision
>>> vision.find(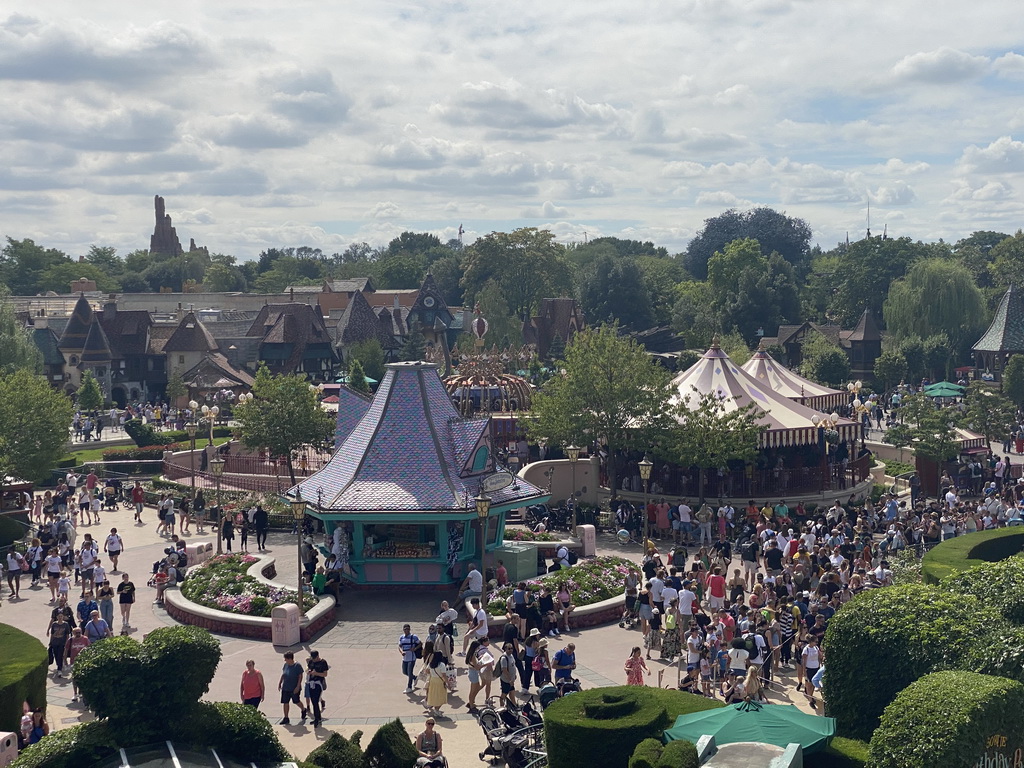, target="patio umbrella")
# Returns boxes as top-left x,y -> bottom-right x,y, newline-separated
663,701 -> 836,755
336,373 -> 379,385
923,382 -> 965,398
